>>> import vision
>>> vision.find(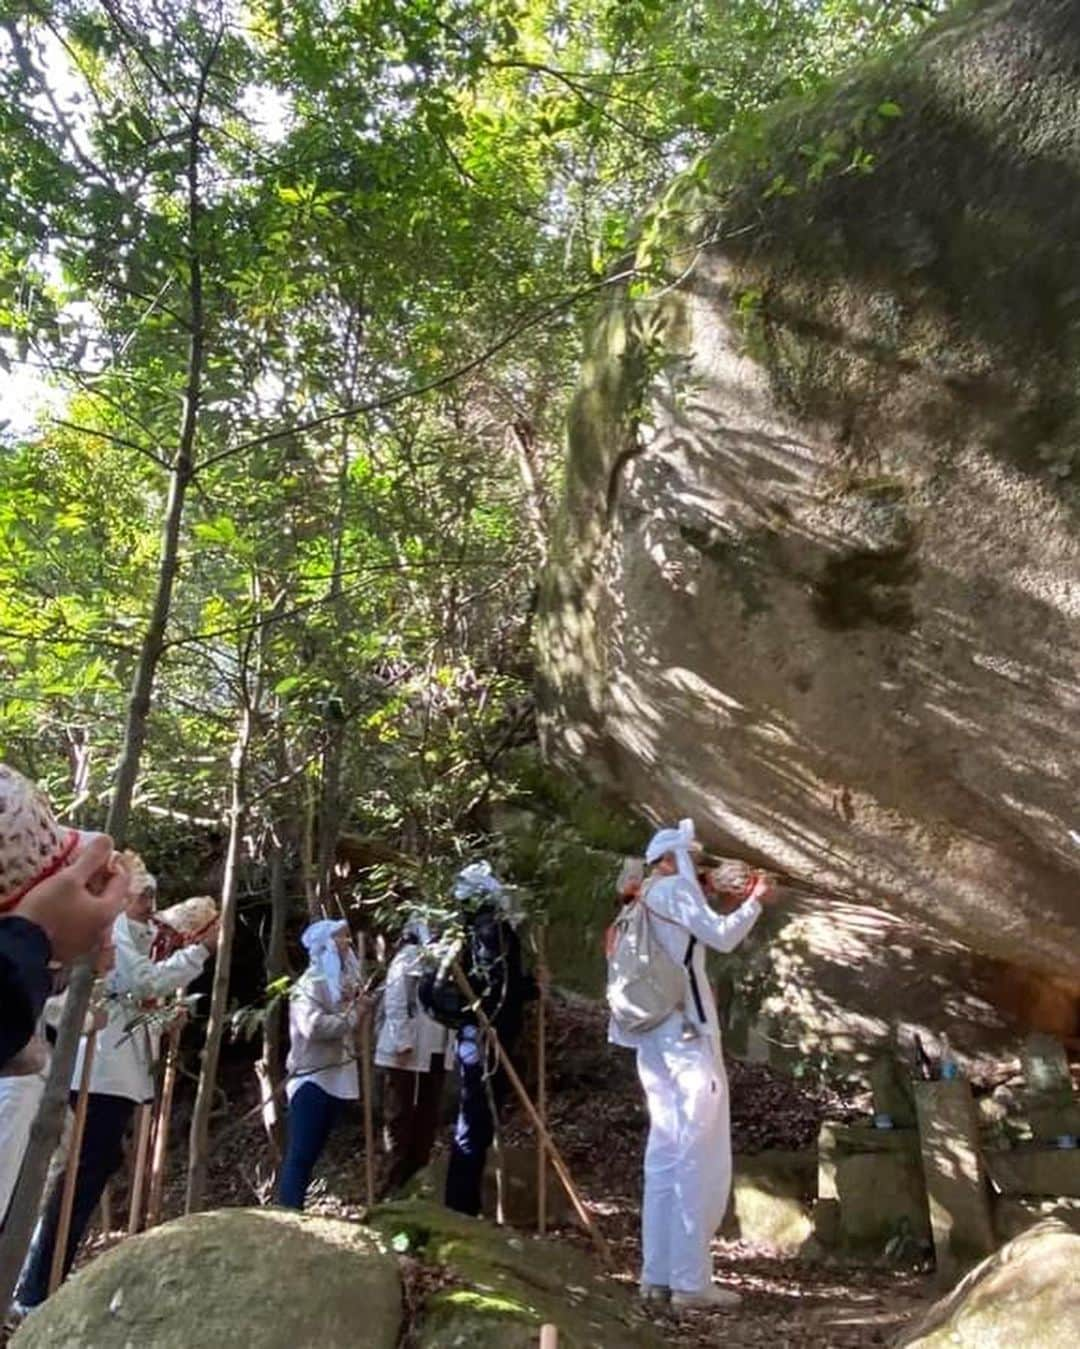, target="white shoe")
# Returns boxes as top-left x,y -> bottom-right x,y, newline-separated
671,1286 -> 742,1311
639,1282 -> 671,1304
